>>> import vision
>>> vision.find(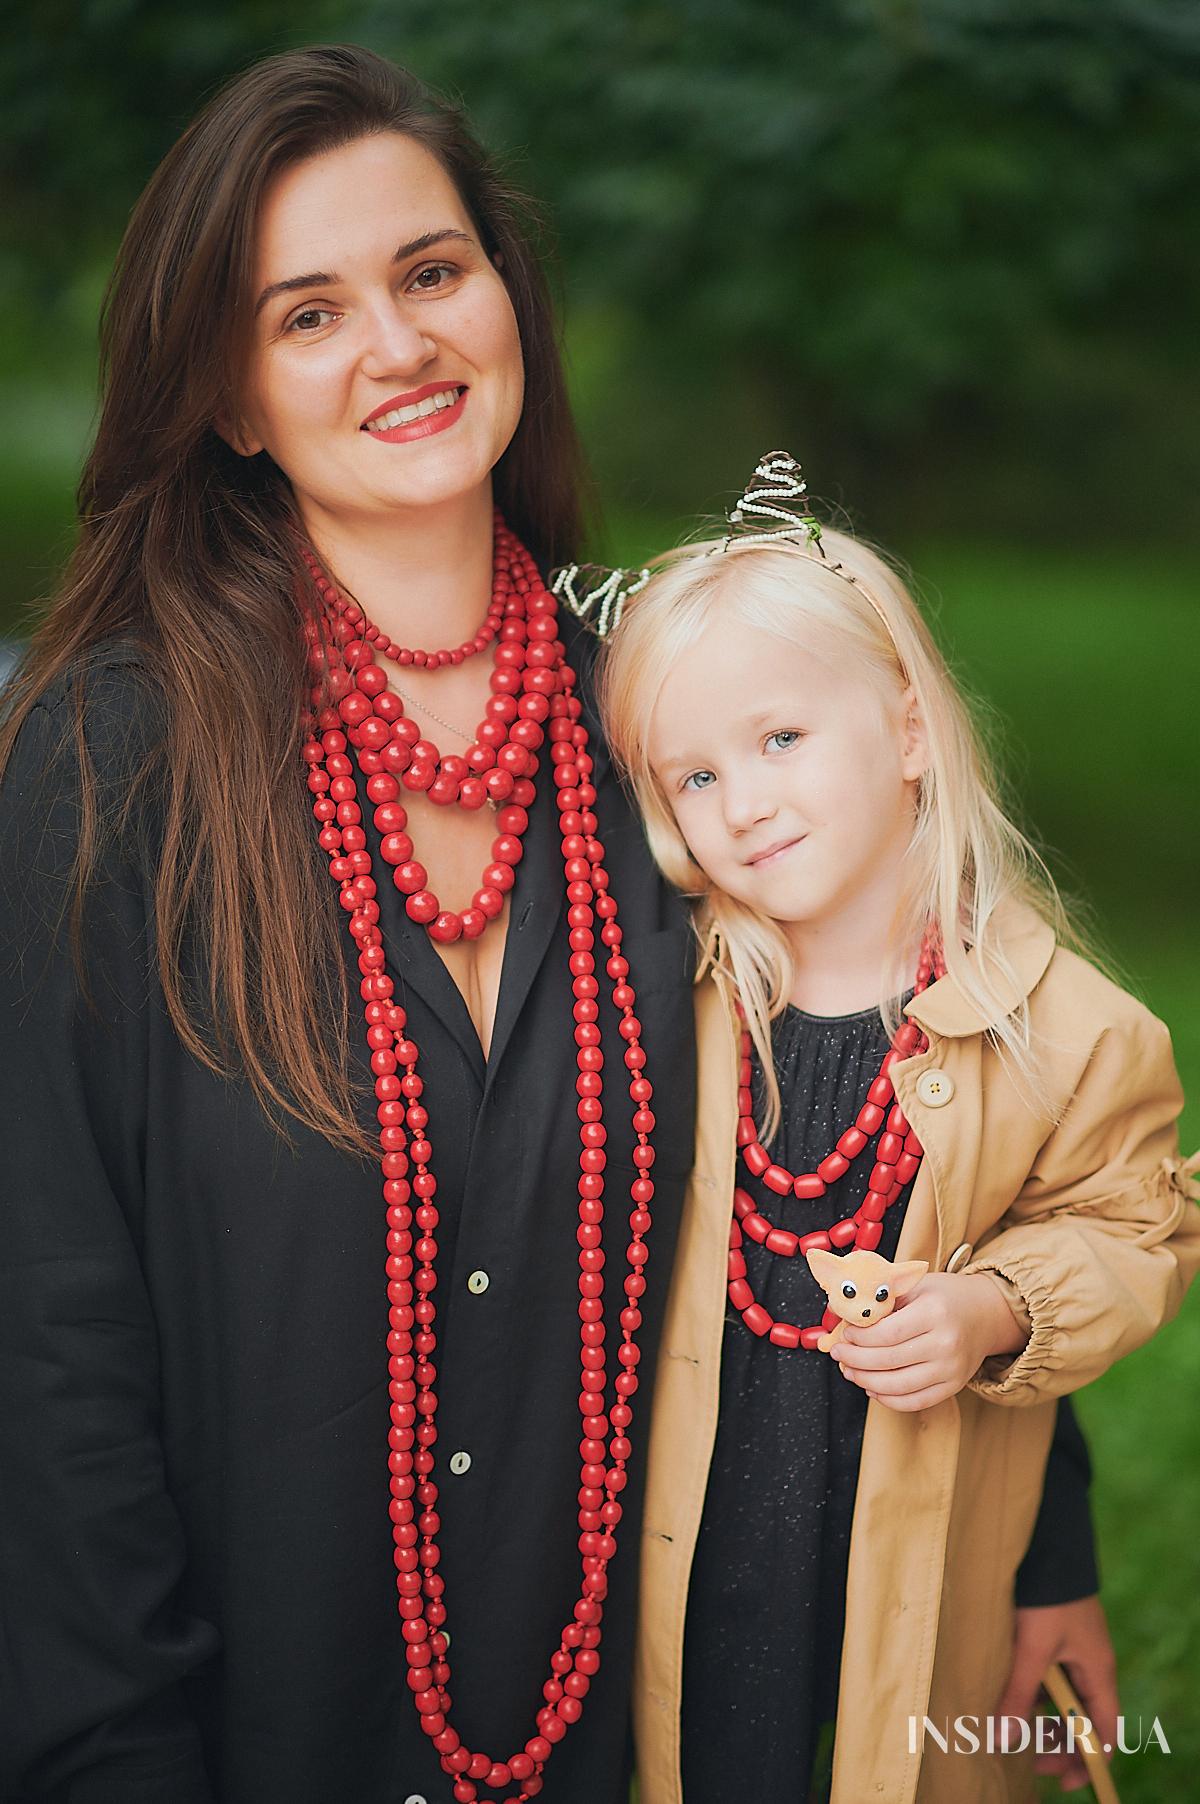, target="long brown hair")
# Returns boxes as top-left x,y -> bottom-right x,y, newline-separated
0,45 -> 588,1156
